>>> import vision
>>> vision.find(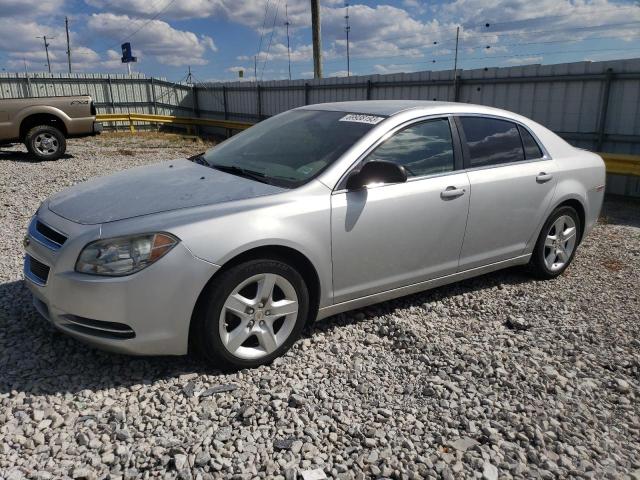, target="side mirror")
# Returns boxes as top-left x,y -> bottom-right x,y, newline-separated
346,160 -> 408,190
